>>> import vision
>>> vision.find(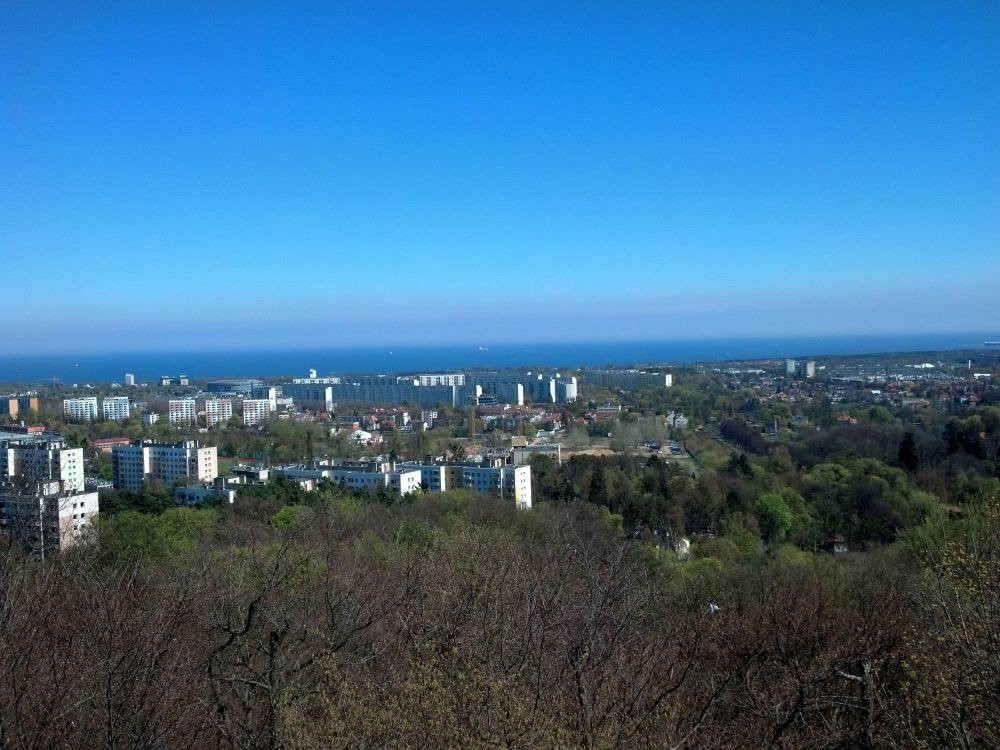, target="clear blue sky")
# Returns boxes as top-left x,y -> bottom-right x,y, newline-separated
2,2 -> 998,353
